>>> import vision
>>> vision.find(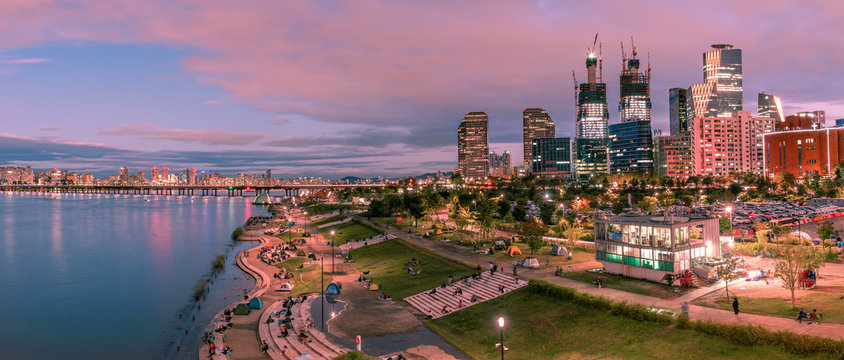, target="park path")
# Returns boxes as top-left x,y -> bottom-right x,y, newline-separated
355,216 -> 844,341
